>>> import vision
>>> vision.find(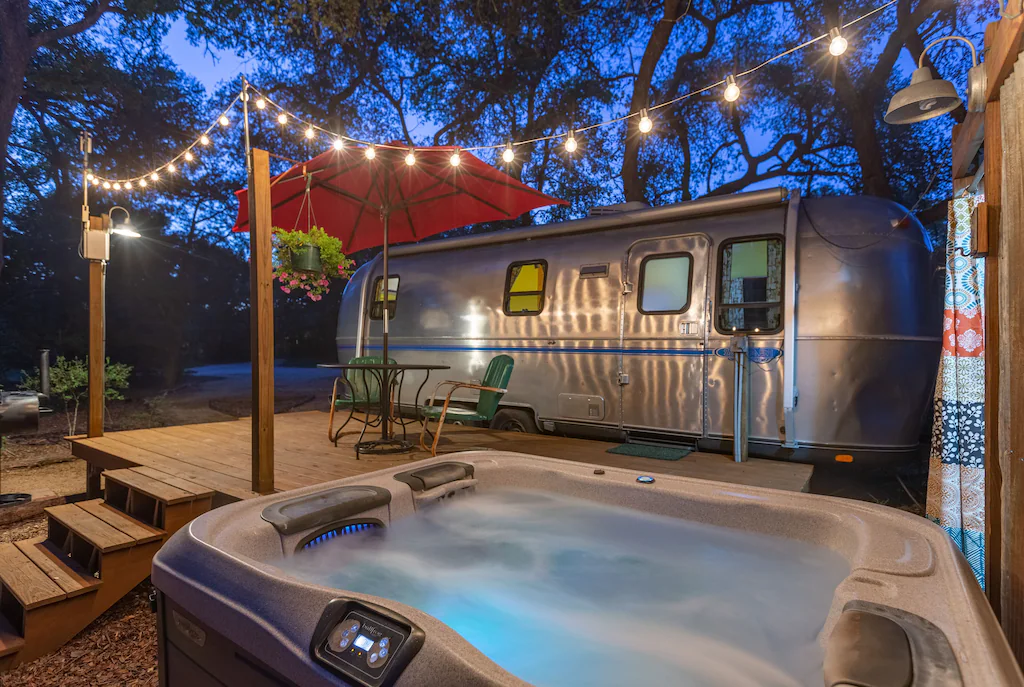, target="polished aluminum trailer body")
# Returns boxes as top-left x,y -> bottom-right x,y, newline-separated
336,188 -> 941,463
